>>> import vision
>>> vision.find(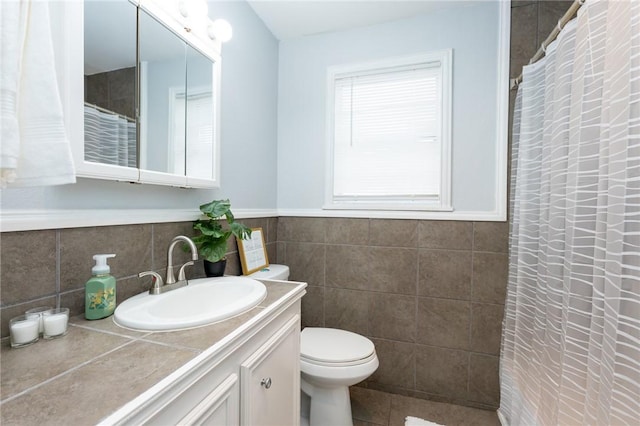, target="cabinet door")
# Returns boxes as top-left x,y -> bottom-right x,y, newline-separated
241,316 -> 300,426
179,373 -> 239,426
